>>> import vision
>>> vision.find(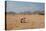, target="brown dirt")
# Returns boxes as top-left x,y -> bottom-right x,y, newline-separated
6,14 -> 45,30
